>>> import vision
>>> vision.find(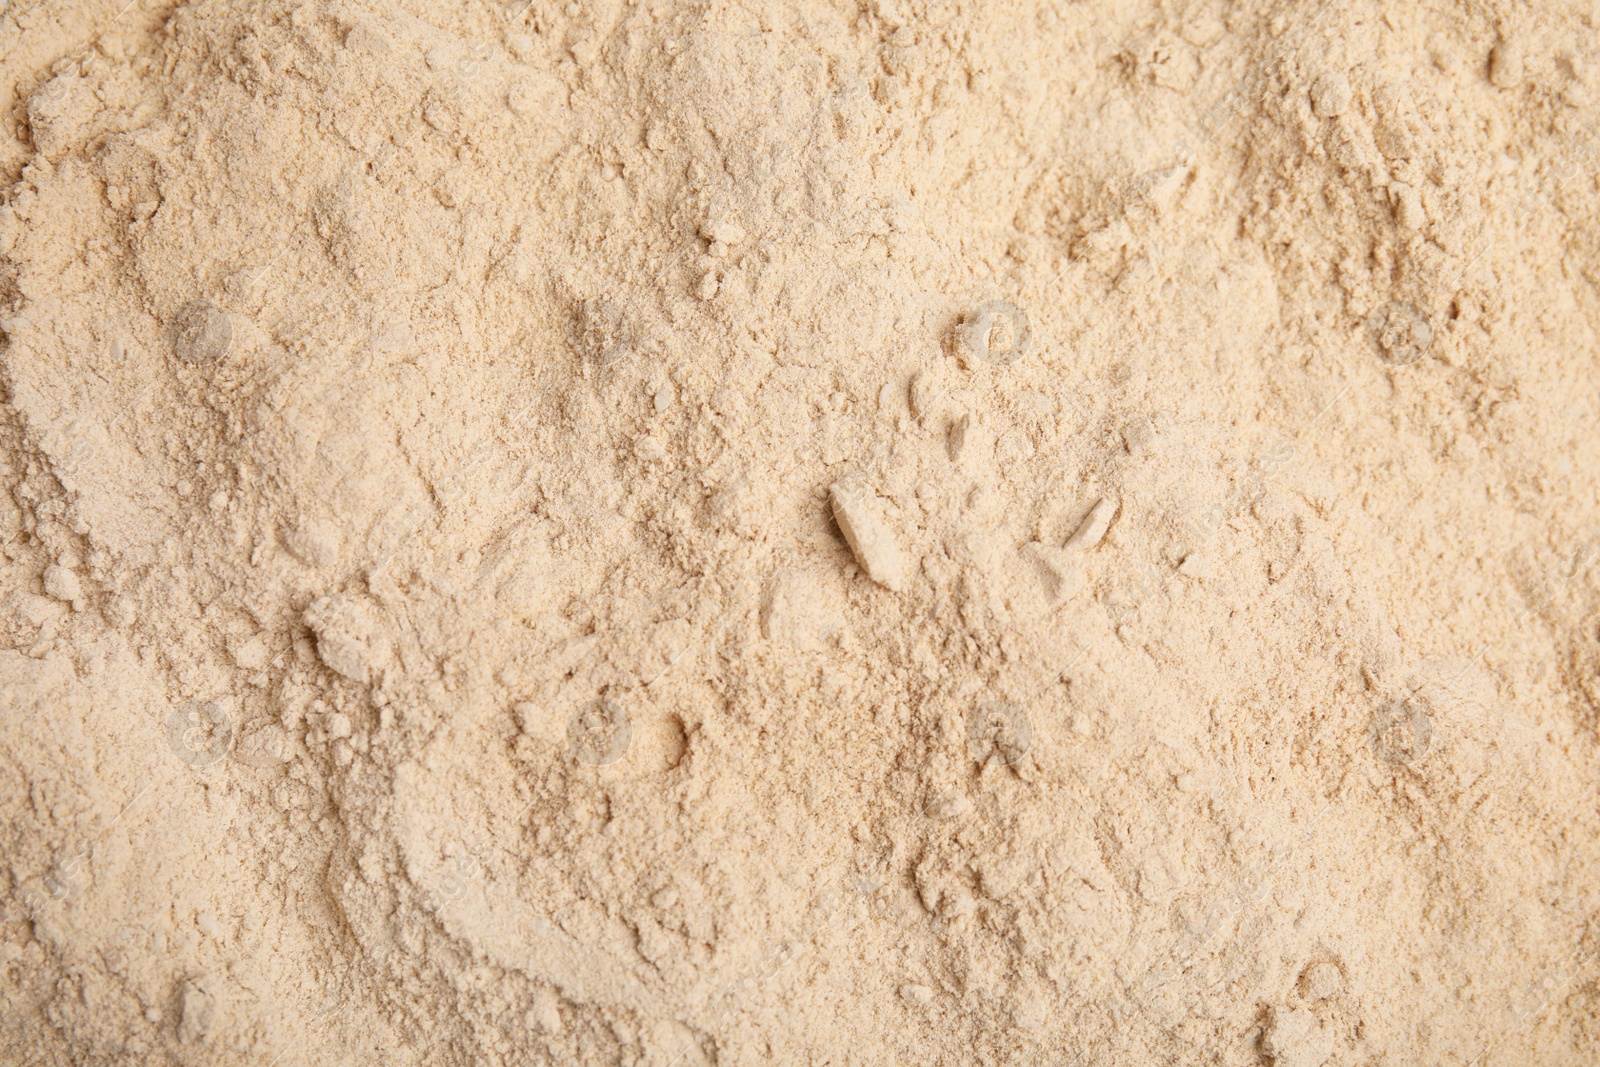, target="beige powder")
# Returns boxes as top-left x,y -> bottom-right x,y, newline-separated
2,1 -> 1599,1065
